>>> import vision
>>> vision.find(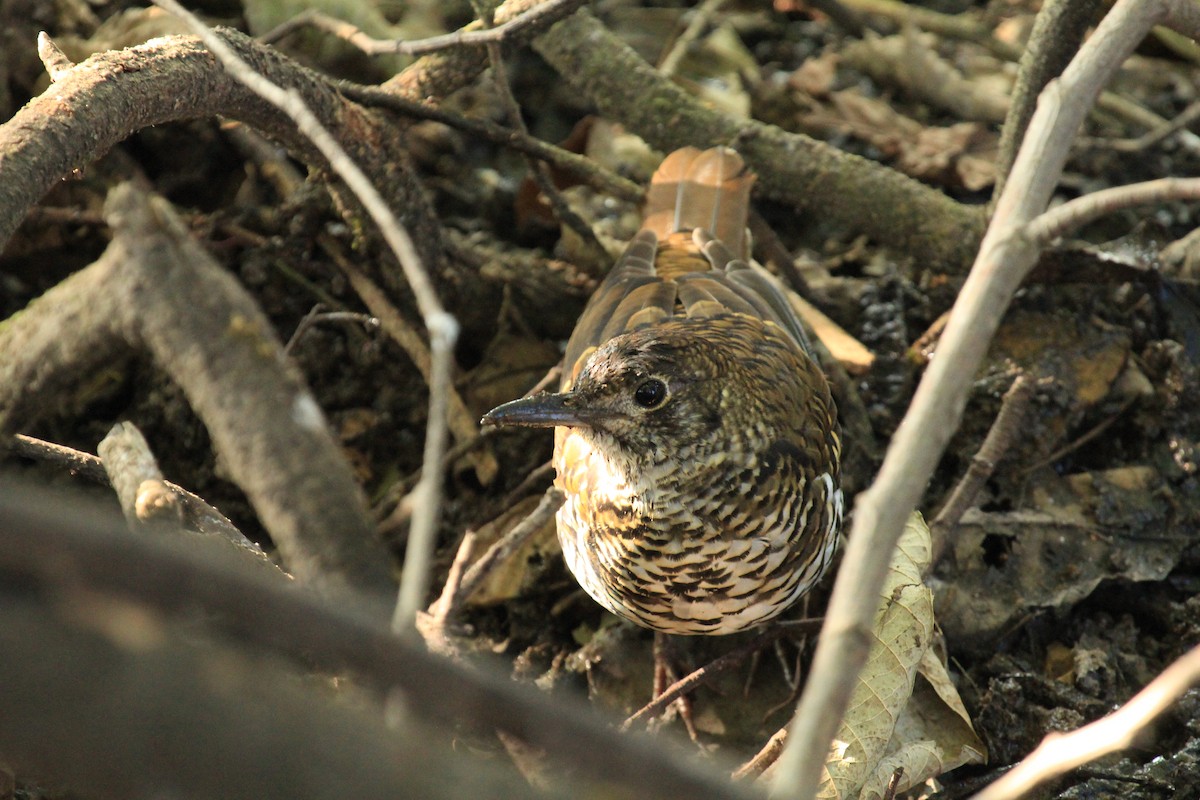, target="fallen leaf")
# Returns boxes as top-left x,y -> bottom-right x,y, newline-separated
818,512 -> 983,798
